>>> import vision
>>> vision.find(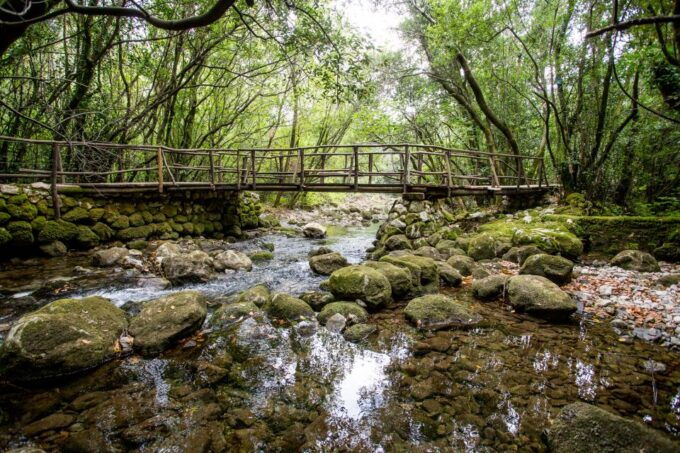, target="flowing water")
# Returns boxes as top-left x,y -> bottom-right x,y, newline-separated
0,225 -> 679,452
